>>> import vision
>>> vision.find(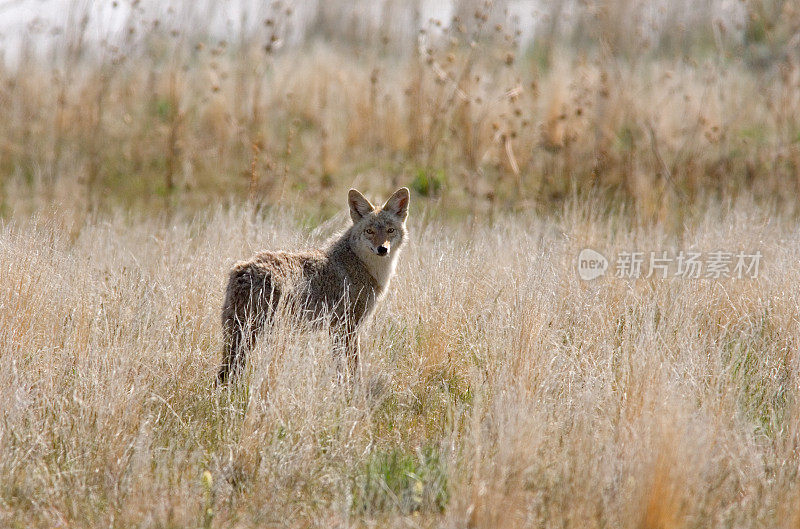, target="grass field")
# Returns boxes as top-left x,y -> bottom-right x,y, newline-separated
2,197 -> 800,527
2,1 -> 800,218
2,0 -> 800,527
